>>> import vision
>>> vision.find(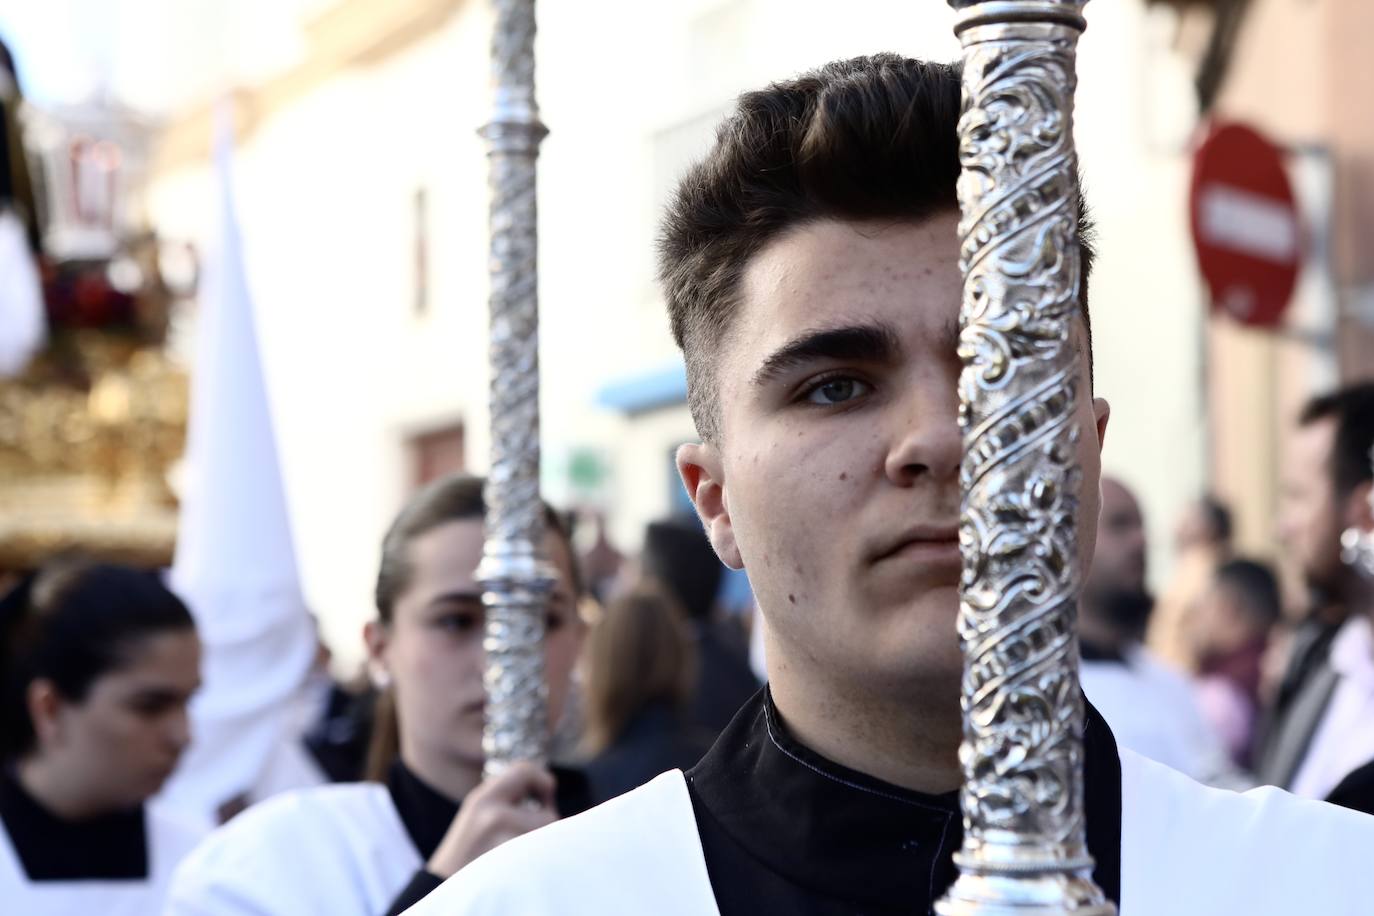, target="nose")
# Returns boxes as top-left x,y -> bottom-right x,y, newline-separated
883,374 -> 963,488
167,707 -> 192,755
